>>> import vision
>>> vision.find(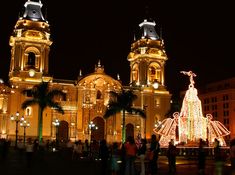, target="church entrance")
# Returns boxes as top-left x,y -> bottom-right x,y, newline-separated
91,117 -> 104,142
58,120 -> 69,142
126,123 -> 134,139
